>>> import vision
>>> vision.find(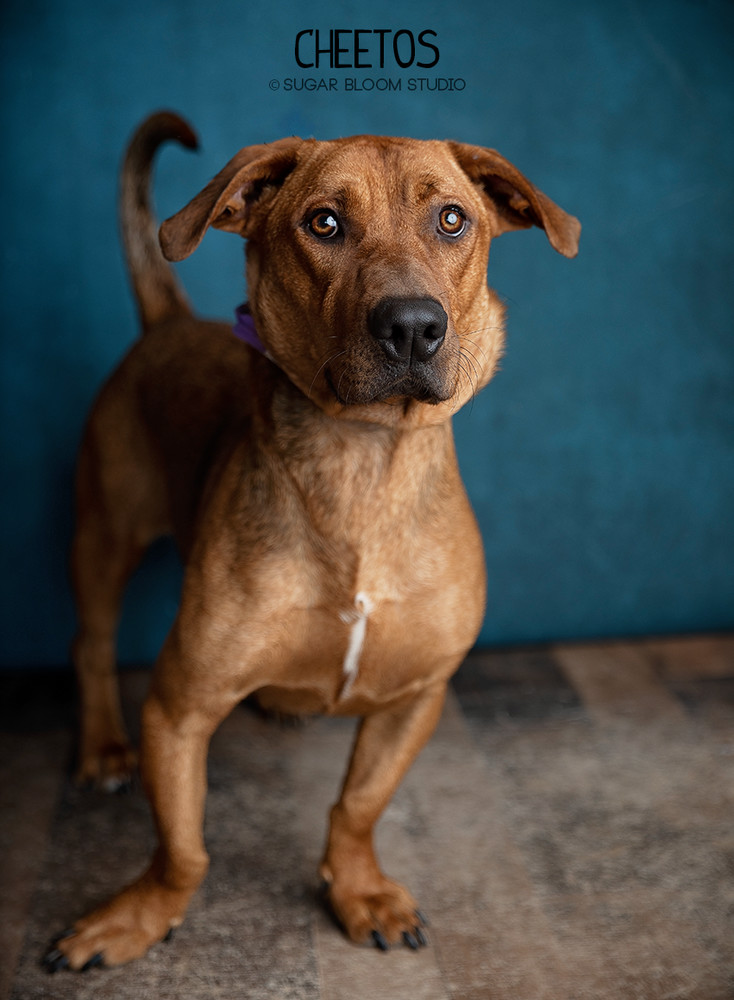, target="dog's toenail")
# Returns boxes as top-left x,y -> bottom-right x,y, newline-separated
372,929 -> 389,951
42,949 -> 69,973
403,930 -> 419,950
